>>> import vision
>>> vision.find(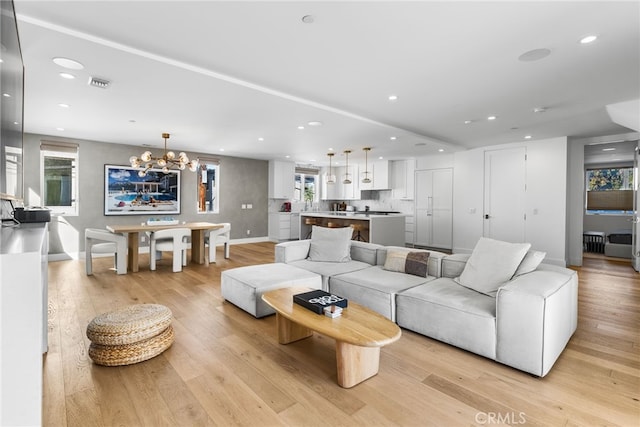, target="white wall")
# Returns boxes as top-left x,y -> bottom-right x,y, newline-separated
452,137 -> 568,266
